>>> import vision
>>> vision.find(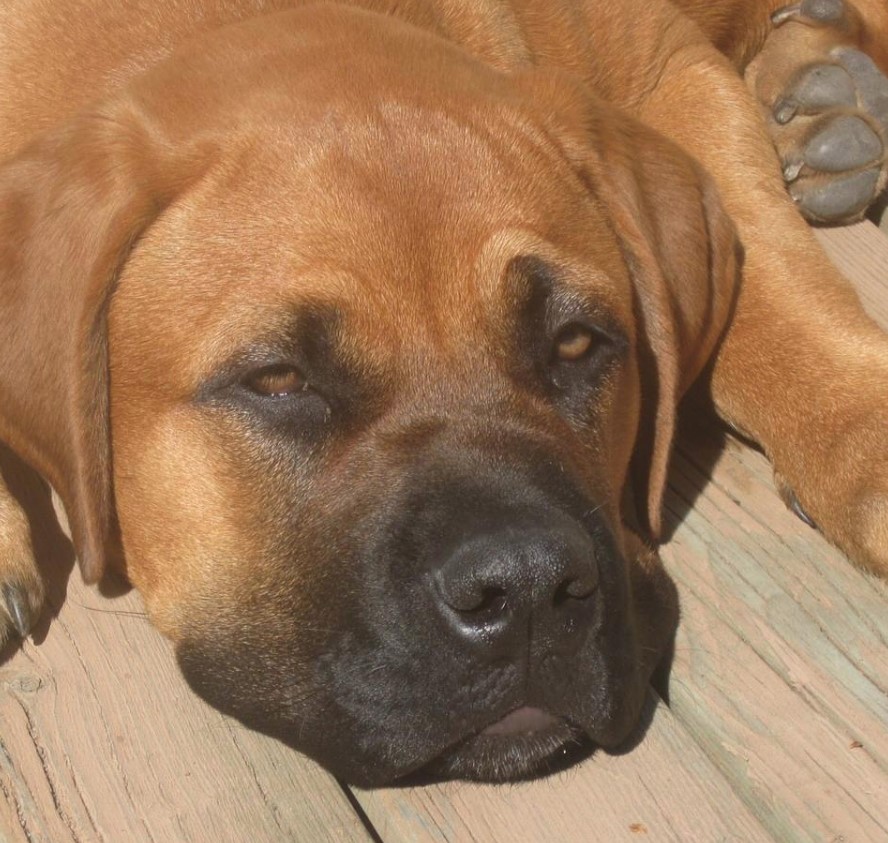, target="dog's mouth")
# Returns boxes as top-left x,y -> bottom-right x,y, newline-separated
480,705 -> 559,735
408,706 -> 591,783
